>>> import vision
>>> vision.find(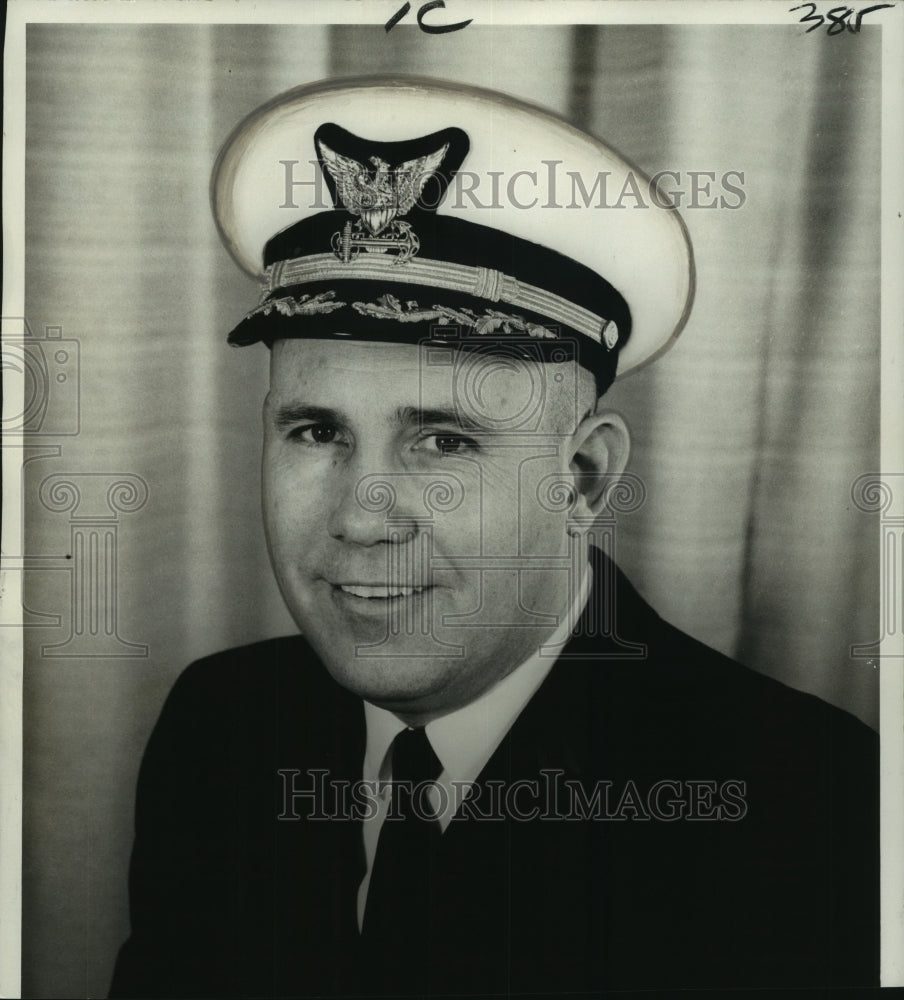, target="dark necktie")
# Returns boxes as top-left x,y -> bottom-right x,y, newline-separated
360,726 -> 443,990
